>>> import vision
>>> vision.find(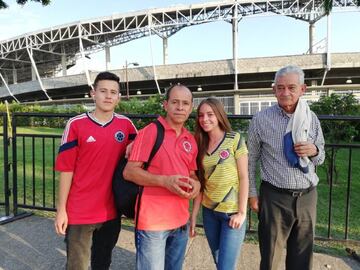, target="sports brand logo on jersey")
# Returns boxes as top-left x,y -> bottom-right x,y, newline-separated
219,149 -> 230,160
183,141 -> 192,153
115,131 -> 125,142
86,136 -> 96,143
